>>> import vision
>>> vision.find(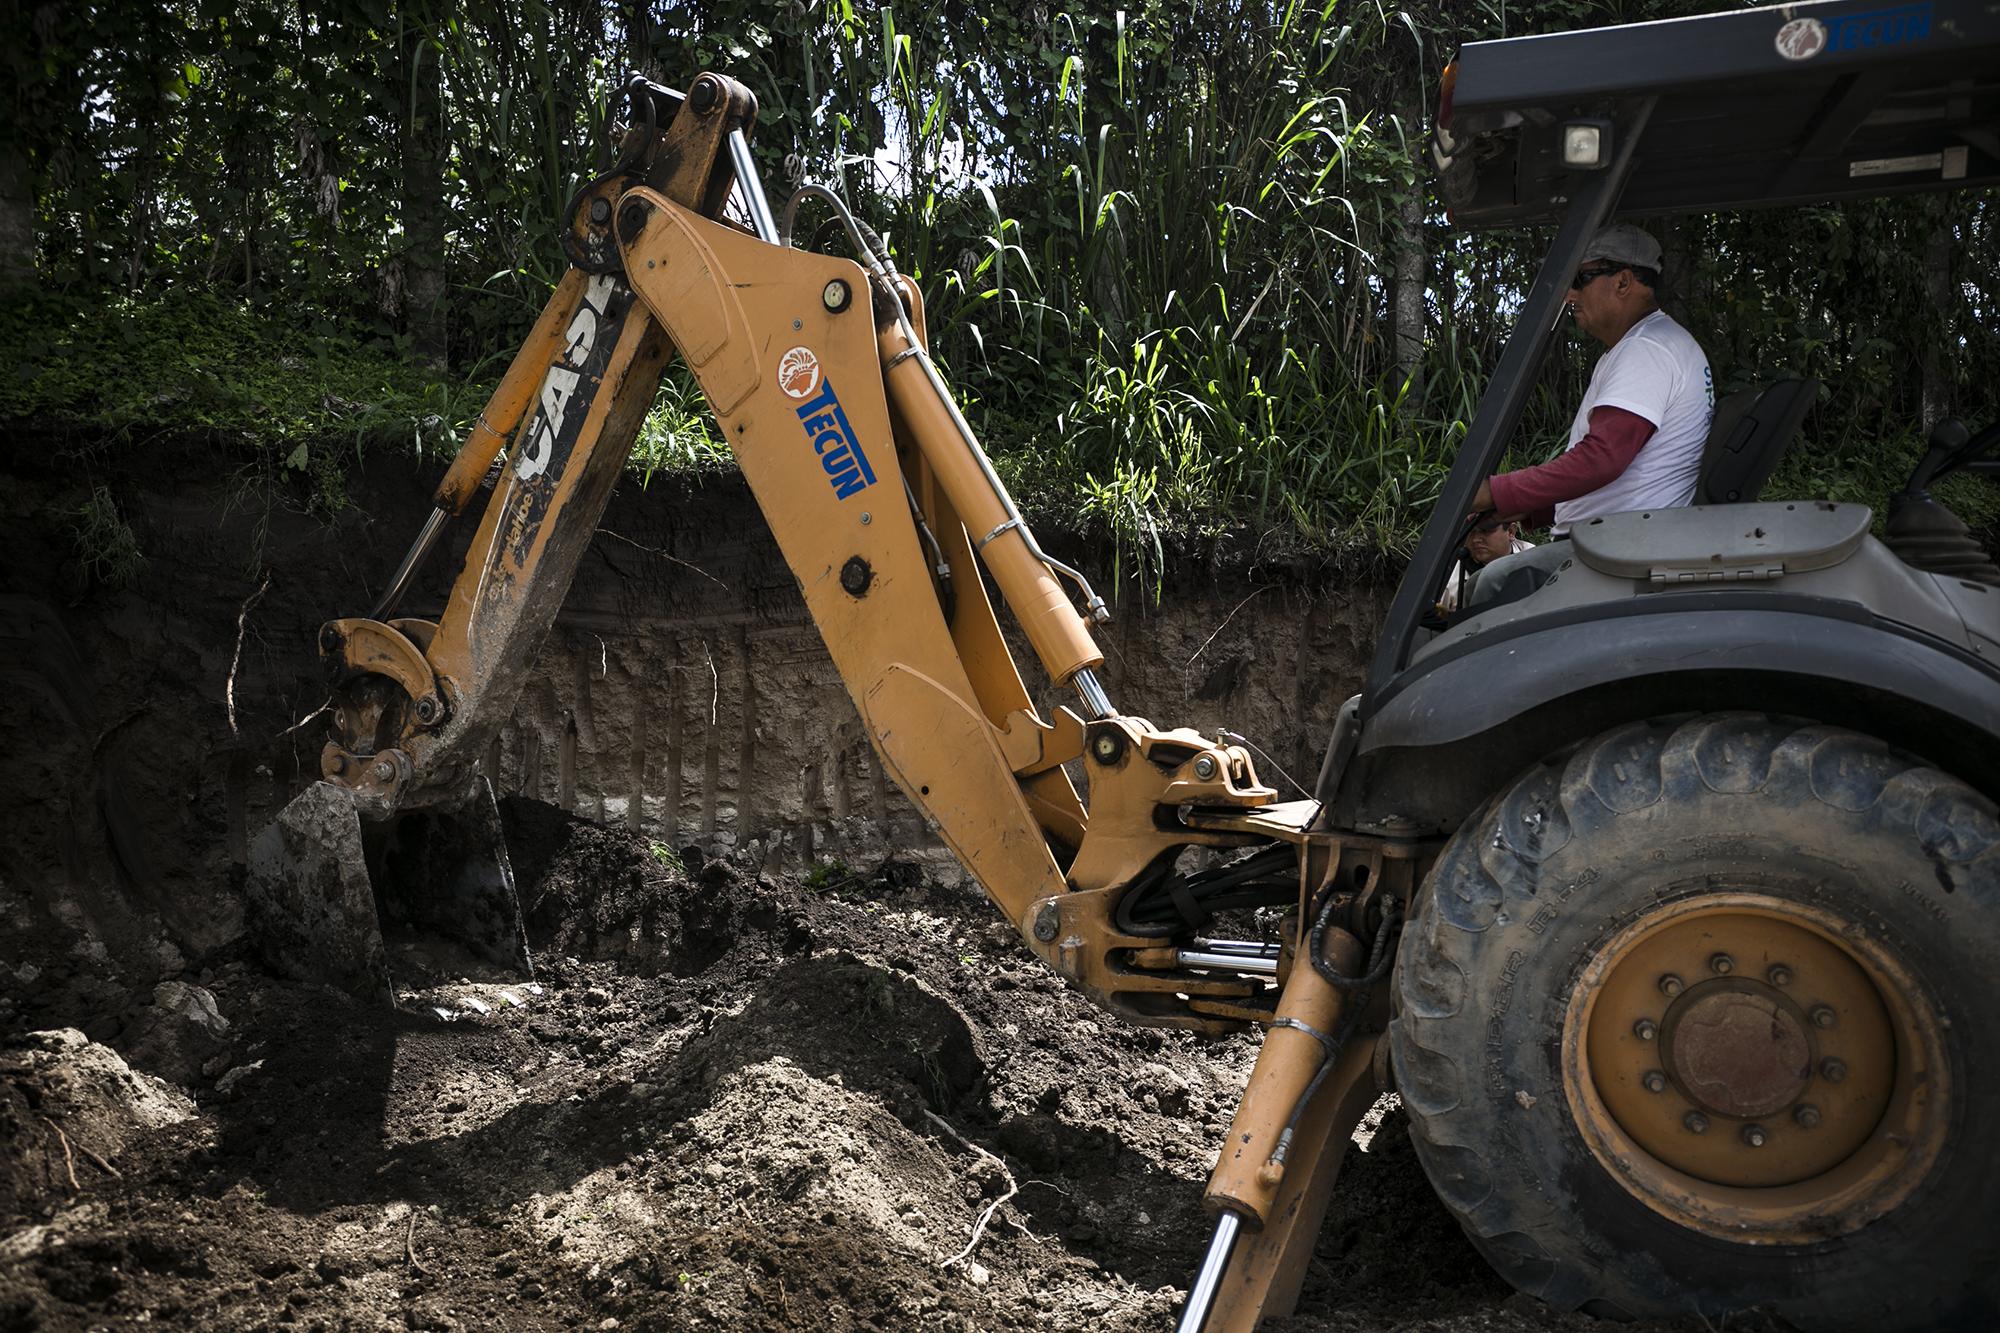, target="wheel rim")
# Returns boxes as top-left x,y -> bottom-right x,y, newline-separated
1562,891 -> 1949,1244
